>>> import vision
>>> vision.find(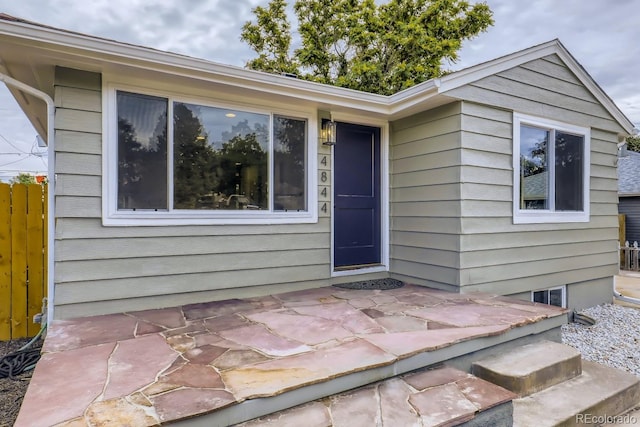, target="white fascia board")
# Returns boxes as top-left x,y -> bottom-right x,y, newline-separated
0,20 -> 390,114
437,41 -> 561,93
552,43 -> 636,135
0,19 -> 635,133
437,39 -> 635,136
387,79 -> 441,116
